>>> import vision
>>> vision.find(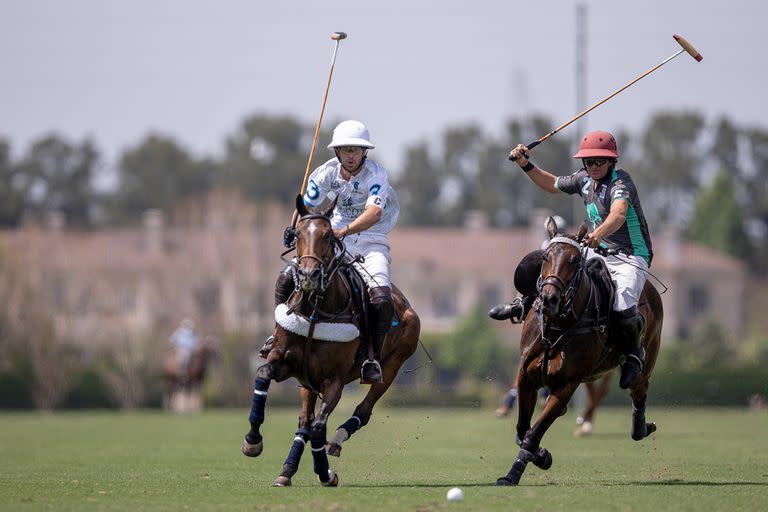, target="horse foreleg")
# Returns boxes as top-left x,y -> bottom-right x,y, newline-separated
242,362 -> 278,457
328,354 -> 400,457
513,373 -> 537,447
629,378 -> 656,441
498,383 -> 578,486
310,379 -> 343,486
272,388 -> 317,487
